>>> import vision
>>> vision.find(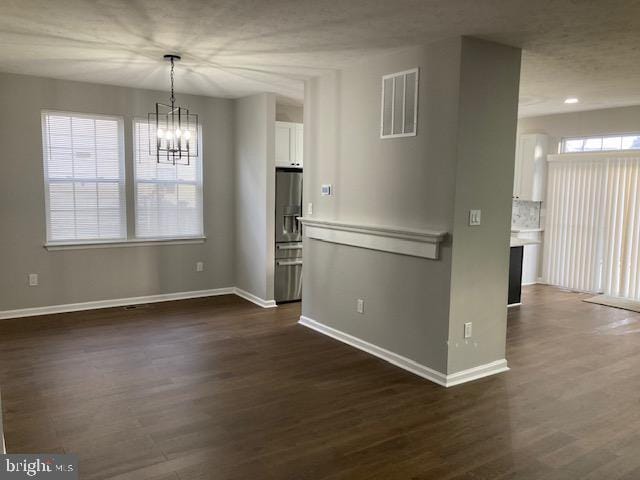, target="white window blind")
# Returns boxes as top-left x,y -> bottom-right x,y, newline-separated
544,152 -> 640,300
41,111 -> 126,243
133,119 -> 203,239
